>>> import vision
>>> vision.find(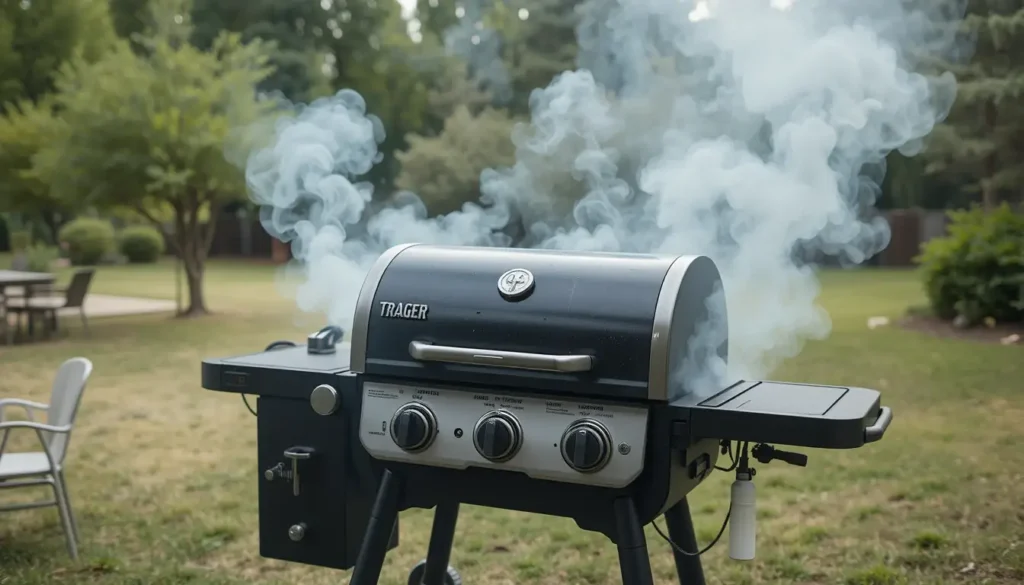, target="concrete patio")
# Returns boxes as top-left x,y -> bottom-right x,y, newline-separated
2,293 -> 177,328
60,294 -> 177,318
